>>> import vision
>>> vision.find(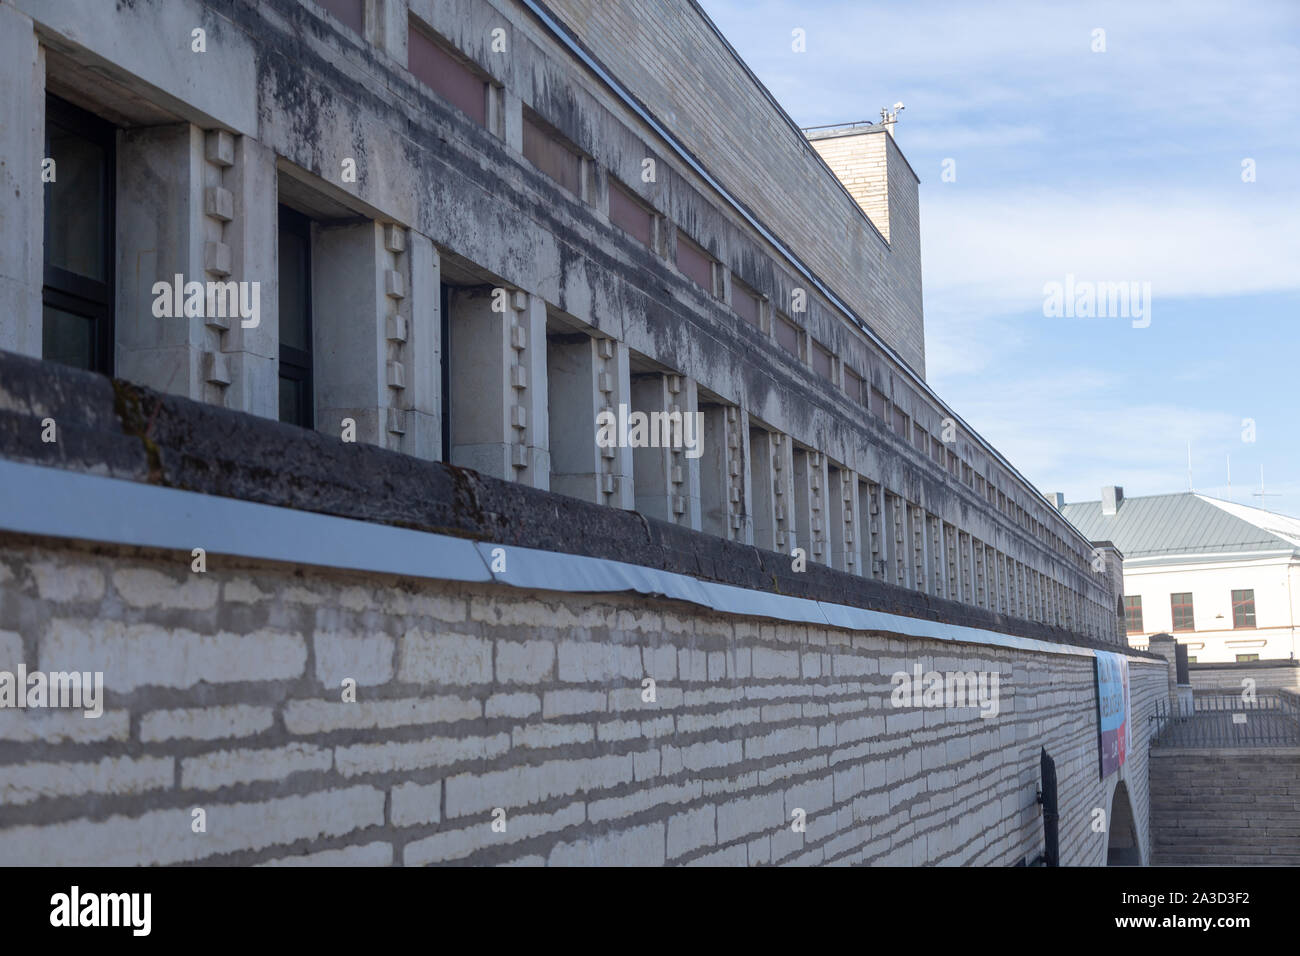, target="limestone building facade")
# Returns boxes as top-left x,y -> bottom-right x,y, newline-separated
0,0 -> 1163,867
1,0 -> 1121,636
